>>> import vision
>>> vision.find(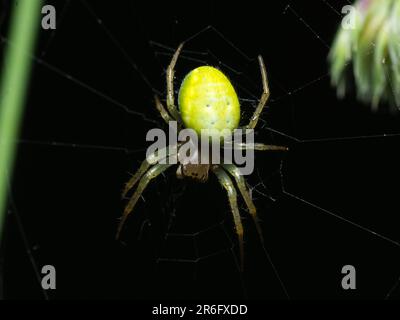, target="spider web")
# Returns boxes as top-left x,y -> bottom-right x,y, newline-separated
2,0 -> 400,299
